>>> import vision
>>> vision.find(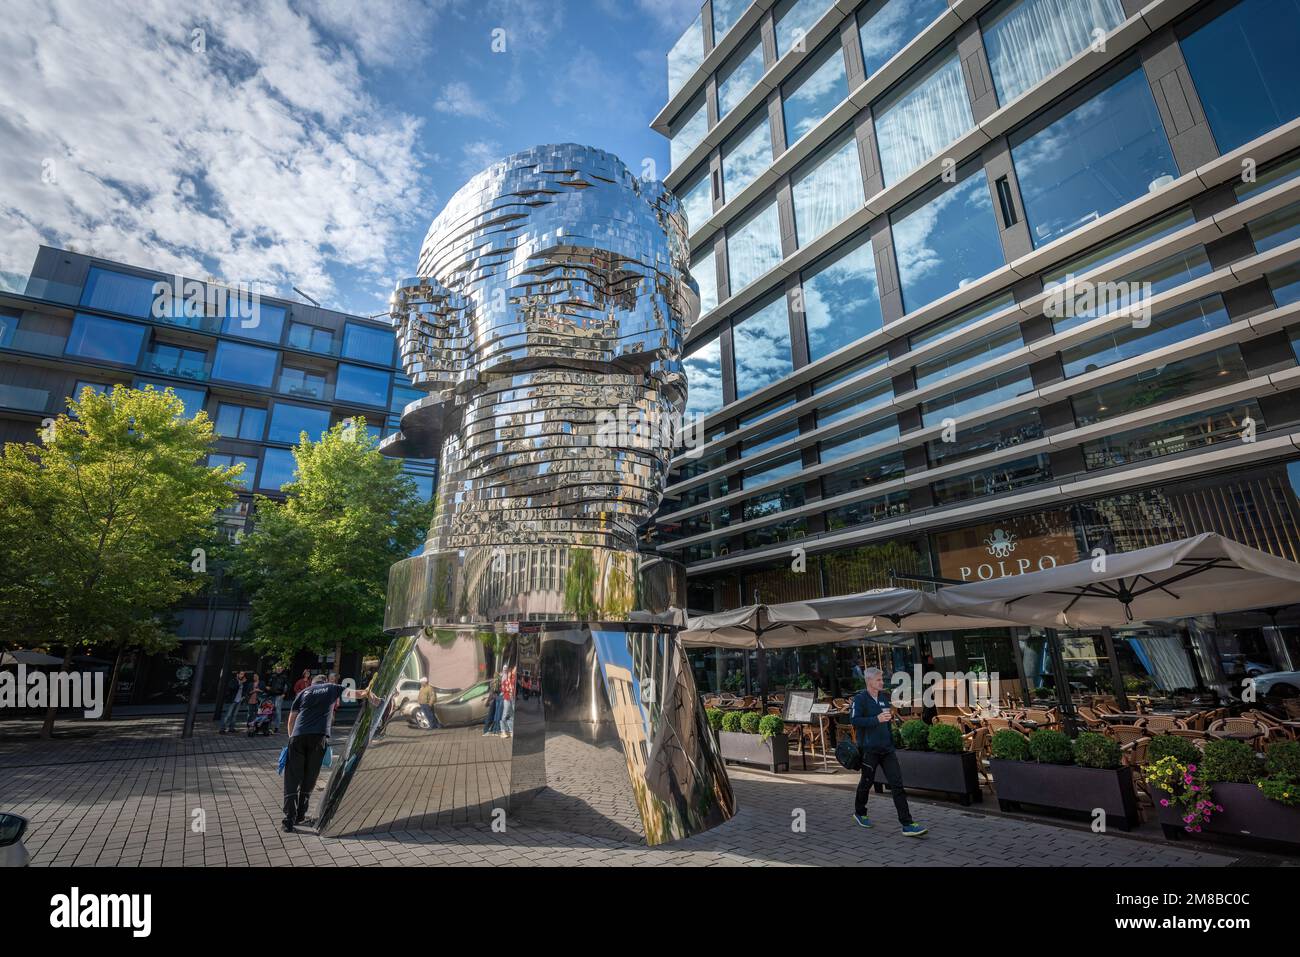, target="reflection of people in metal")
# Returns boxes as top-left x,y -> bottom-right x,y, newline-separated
499,666 -> 516,738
